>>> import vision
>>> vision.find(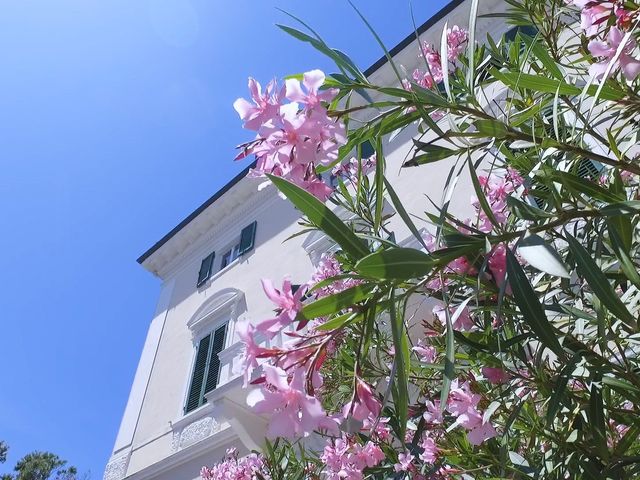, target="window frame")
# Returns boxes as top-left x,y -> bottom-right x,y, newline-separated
184,322 -> 228,414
